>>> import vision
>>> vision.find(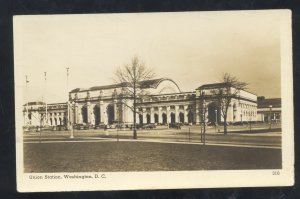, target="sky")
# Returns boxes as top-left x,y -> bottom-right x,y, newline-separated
14,10 -> 283,103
